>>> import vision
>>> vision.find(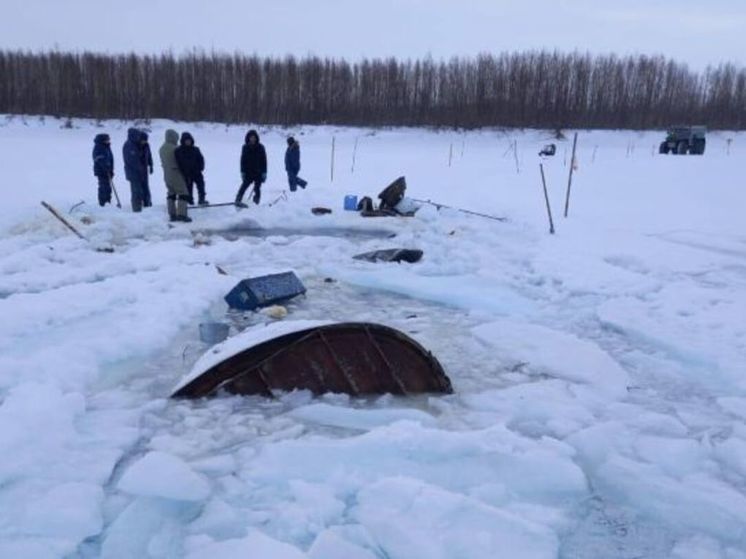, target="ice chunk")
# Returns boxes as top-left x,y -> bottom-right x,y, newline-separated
354,477 -> 558,559
118,451 -> 210,502
185,530 -> 307,559
288,403 -> 436,430
308,529 -> 378,559
472,319 -> 629,398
